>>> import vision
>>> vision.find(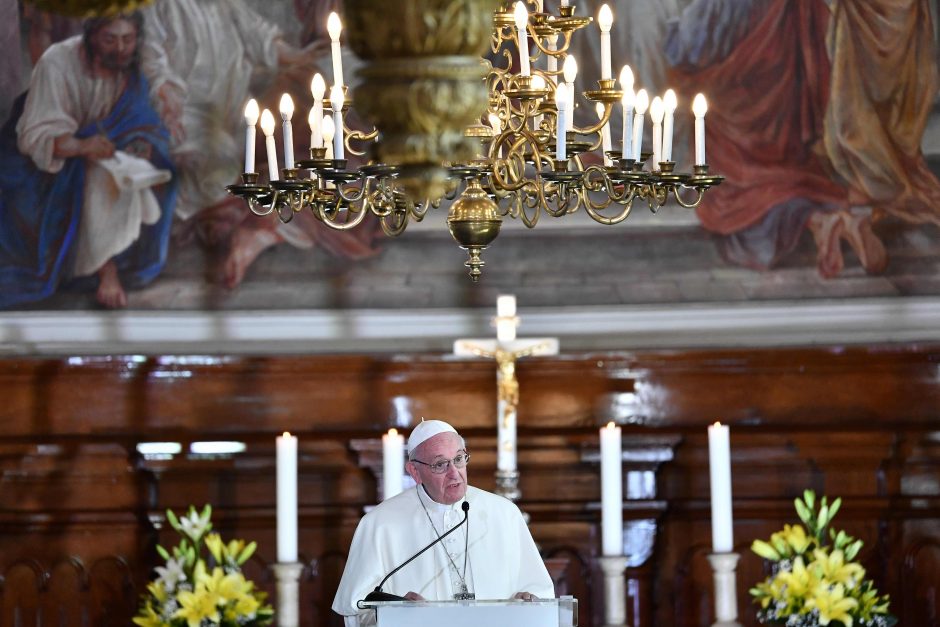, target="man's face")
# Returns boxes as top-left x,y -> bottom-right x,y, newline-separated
91,19 -> 138,71
406,433 -> 468,505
